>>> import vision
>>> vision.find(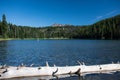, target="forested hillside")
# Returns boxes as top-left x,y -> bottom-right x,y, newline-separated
0,14 -> 120,39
